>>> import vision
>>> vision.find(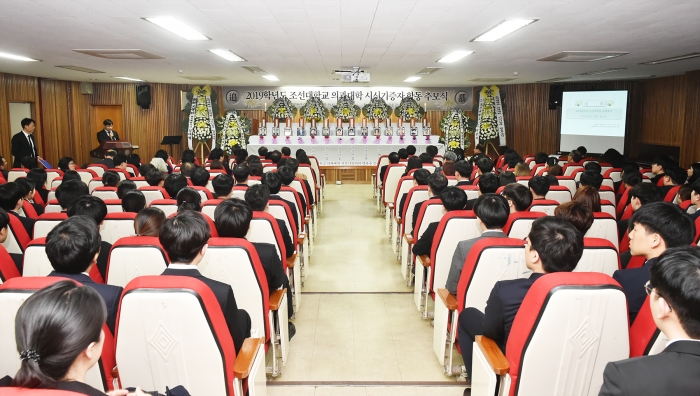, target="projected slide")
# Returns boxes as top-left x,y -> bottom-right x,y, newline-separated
559,90 -> 628,154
